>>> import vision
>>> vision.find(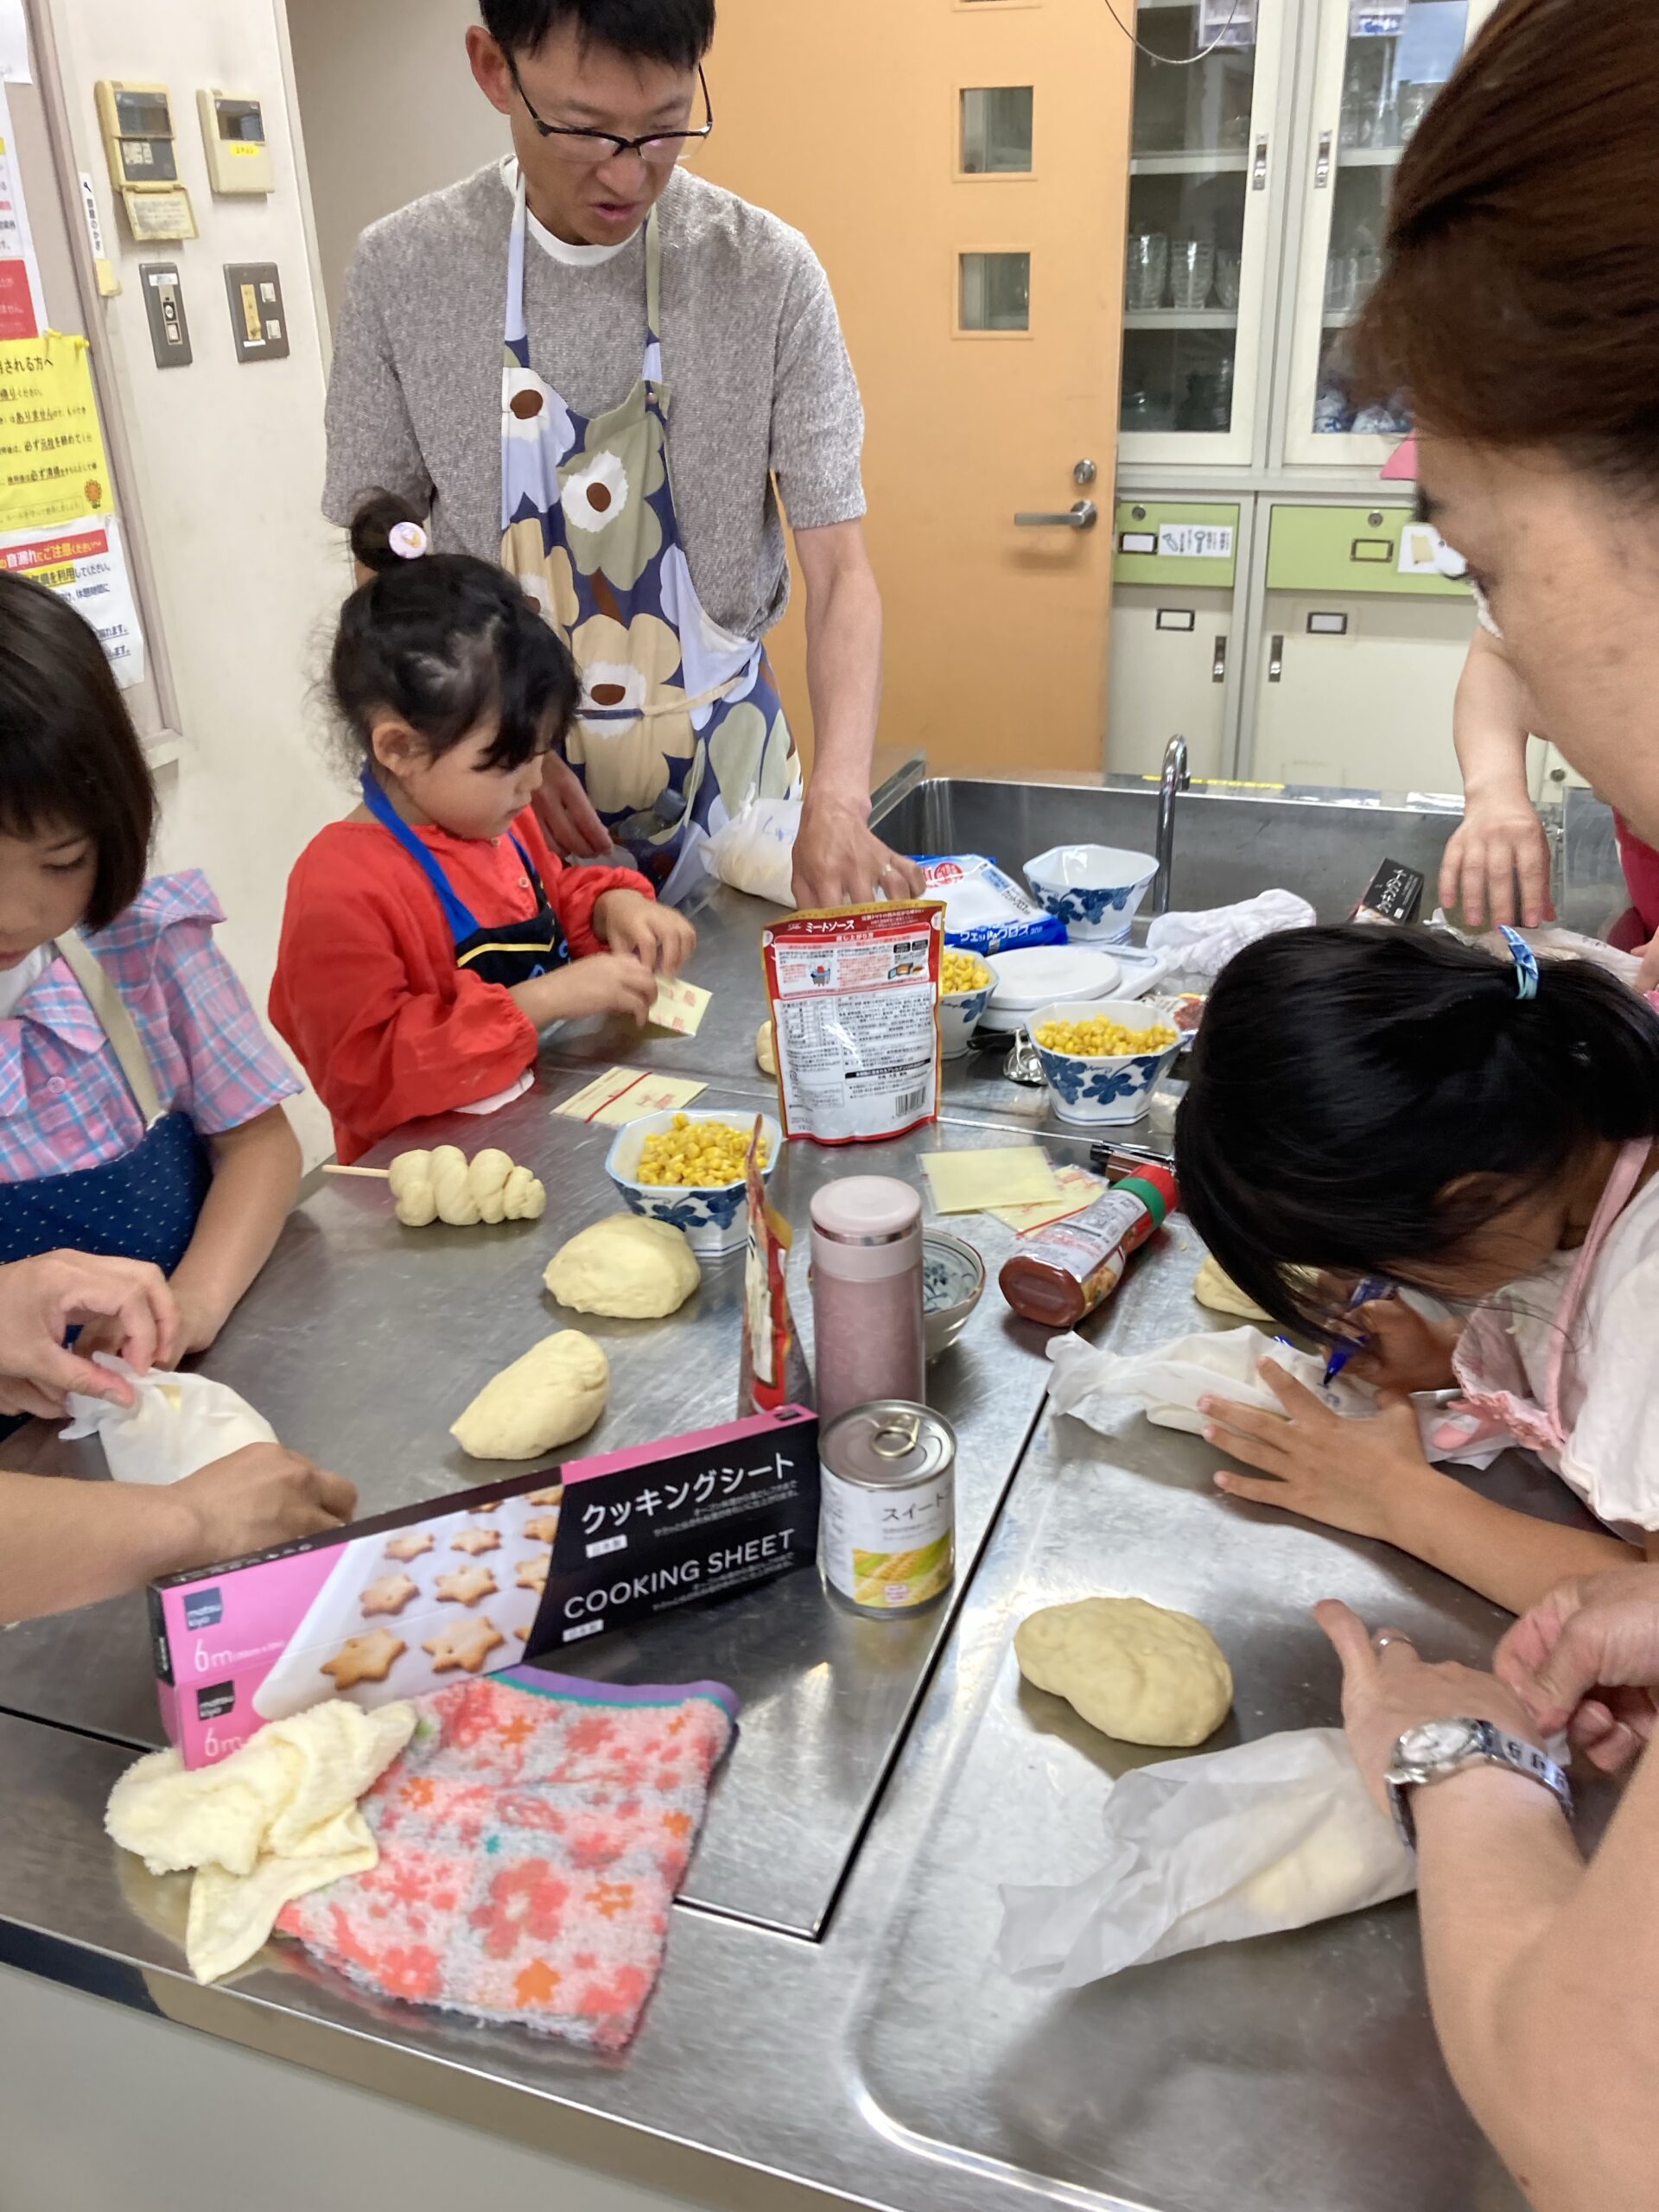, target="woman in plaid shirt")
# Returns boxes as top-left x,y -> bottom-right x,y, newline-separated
0,574 -> 302,1373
